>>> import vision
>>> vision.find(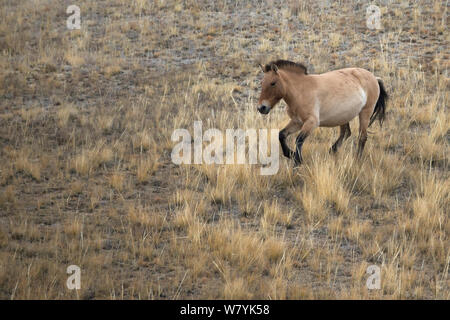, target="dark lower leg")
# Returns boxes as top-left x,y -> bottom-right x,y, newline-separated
330,124 -> 351,153
292,117 -> 318,166
279,130 -> 294,159
278,120 -> 302,159
357,110 -> 371,158
357,134 -> 367,157
331,136 -> 344,153
294,133 -> 307,165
